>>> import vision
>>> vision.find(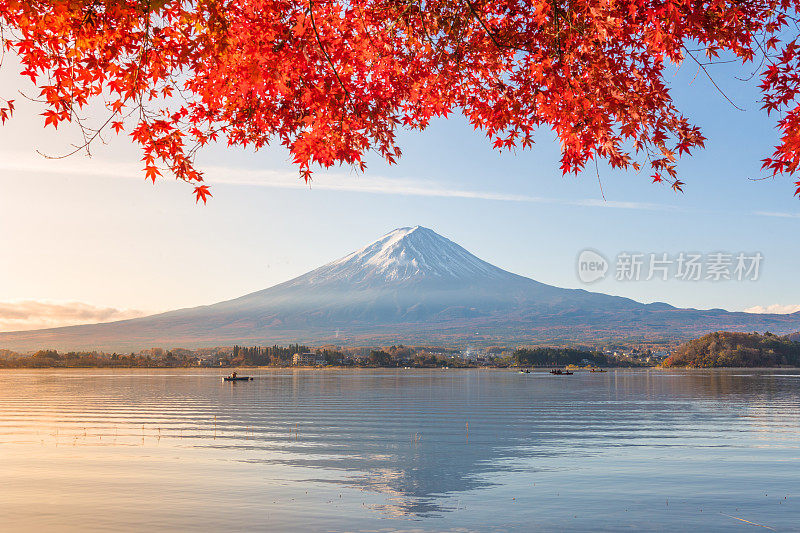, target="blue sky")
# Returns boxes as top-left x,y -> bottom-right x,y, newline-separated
1,56 -> 799,330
